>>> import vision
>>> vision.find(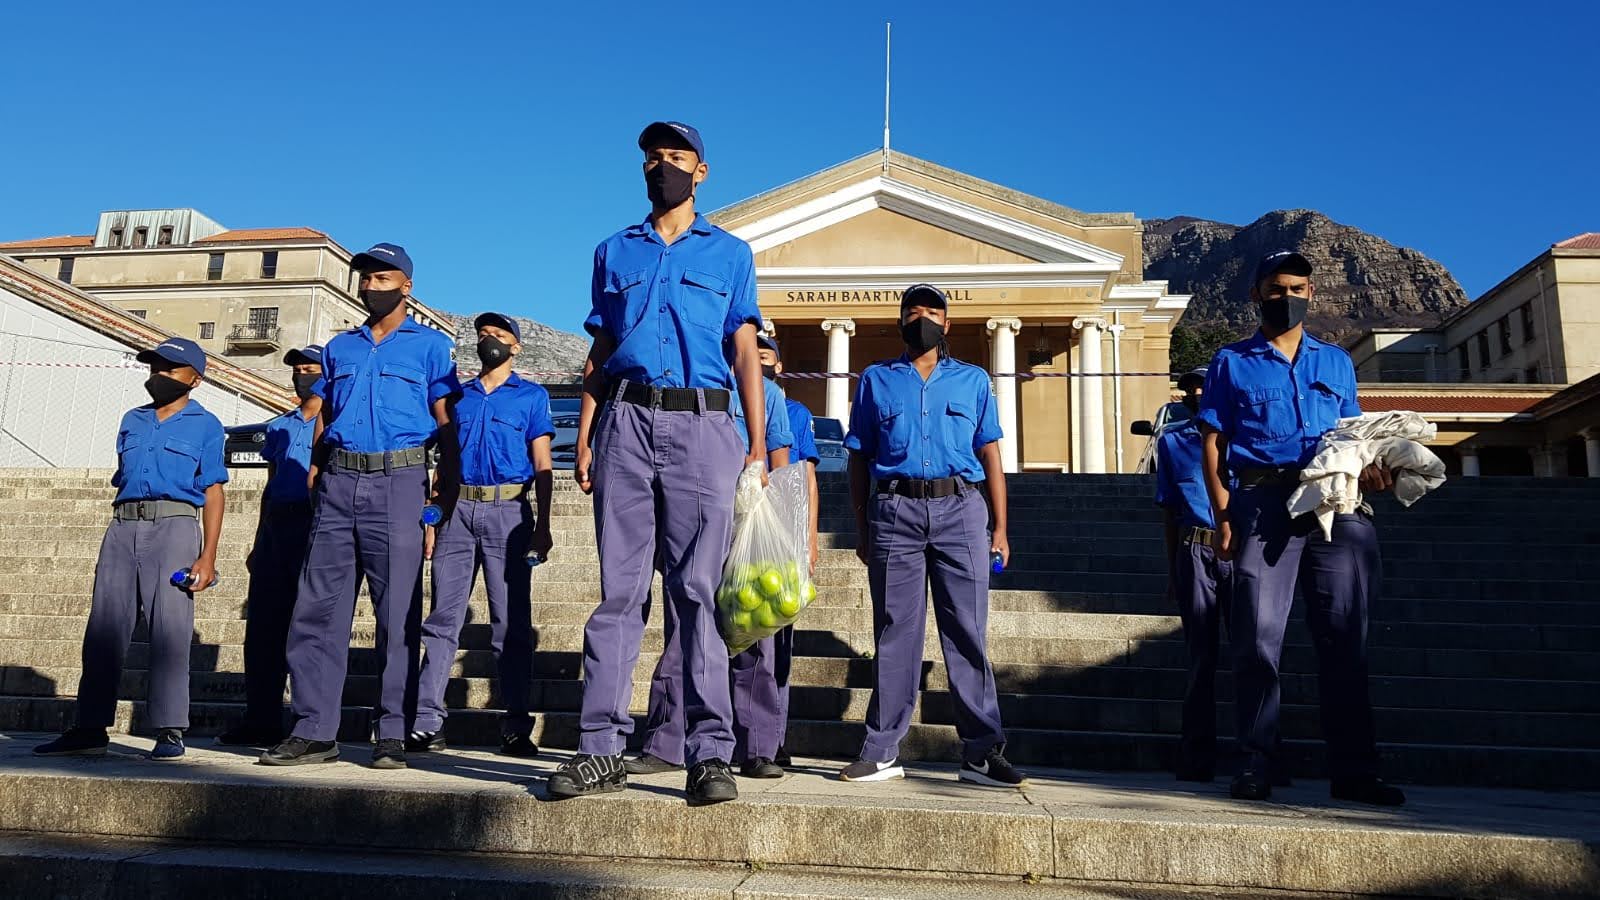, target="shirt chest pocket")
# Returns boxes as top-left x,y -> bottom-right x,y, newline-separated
607,268 -> 651,340
1237,387 -> 1297,442
942,400 -> 978,455
157,438 -> 202,489
1308,379 -> 1349,429
678,269 -> 729,335
488,410 -> 528,471
877,400 -> 910,455
377,363 -> 426,413
329,363 -> 360,407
